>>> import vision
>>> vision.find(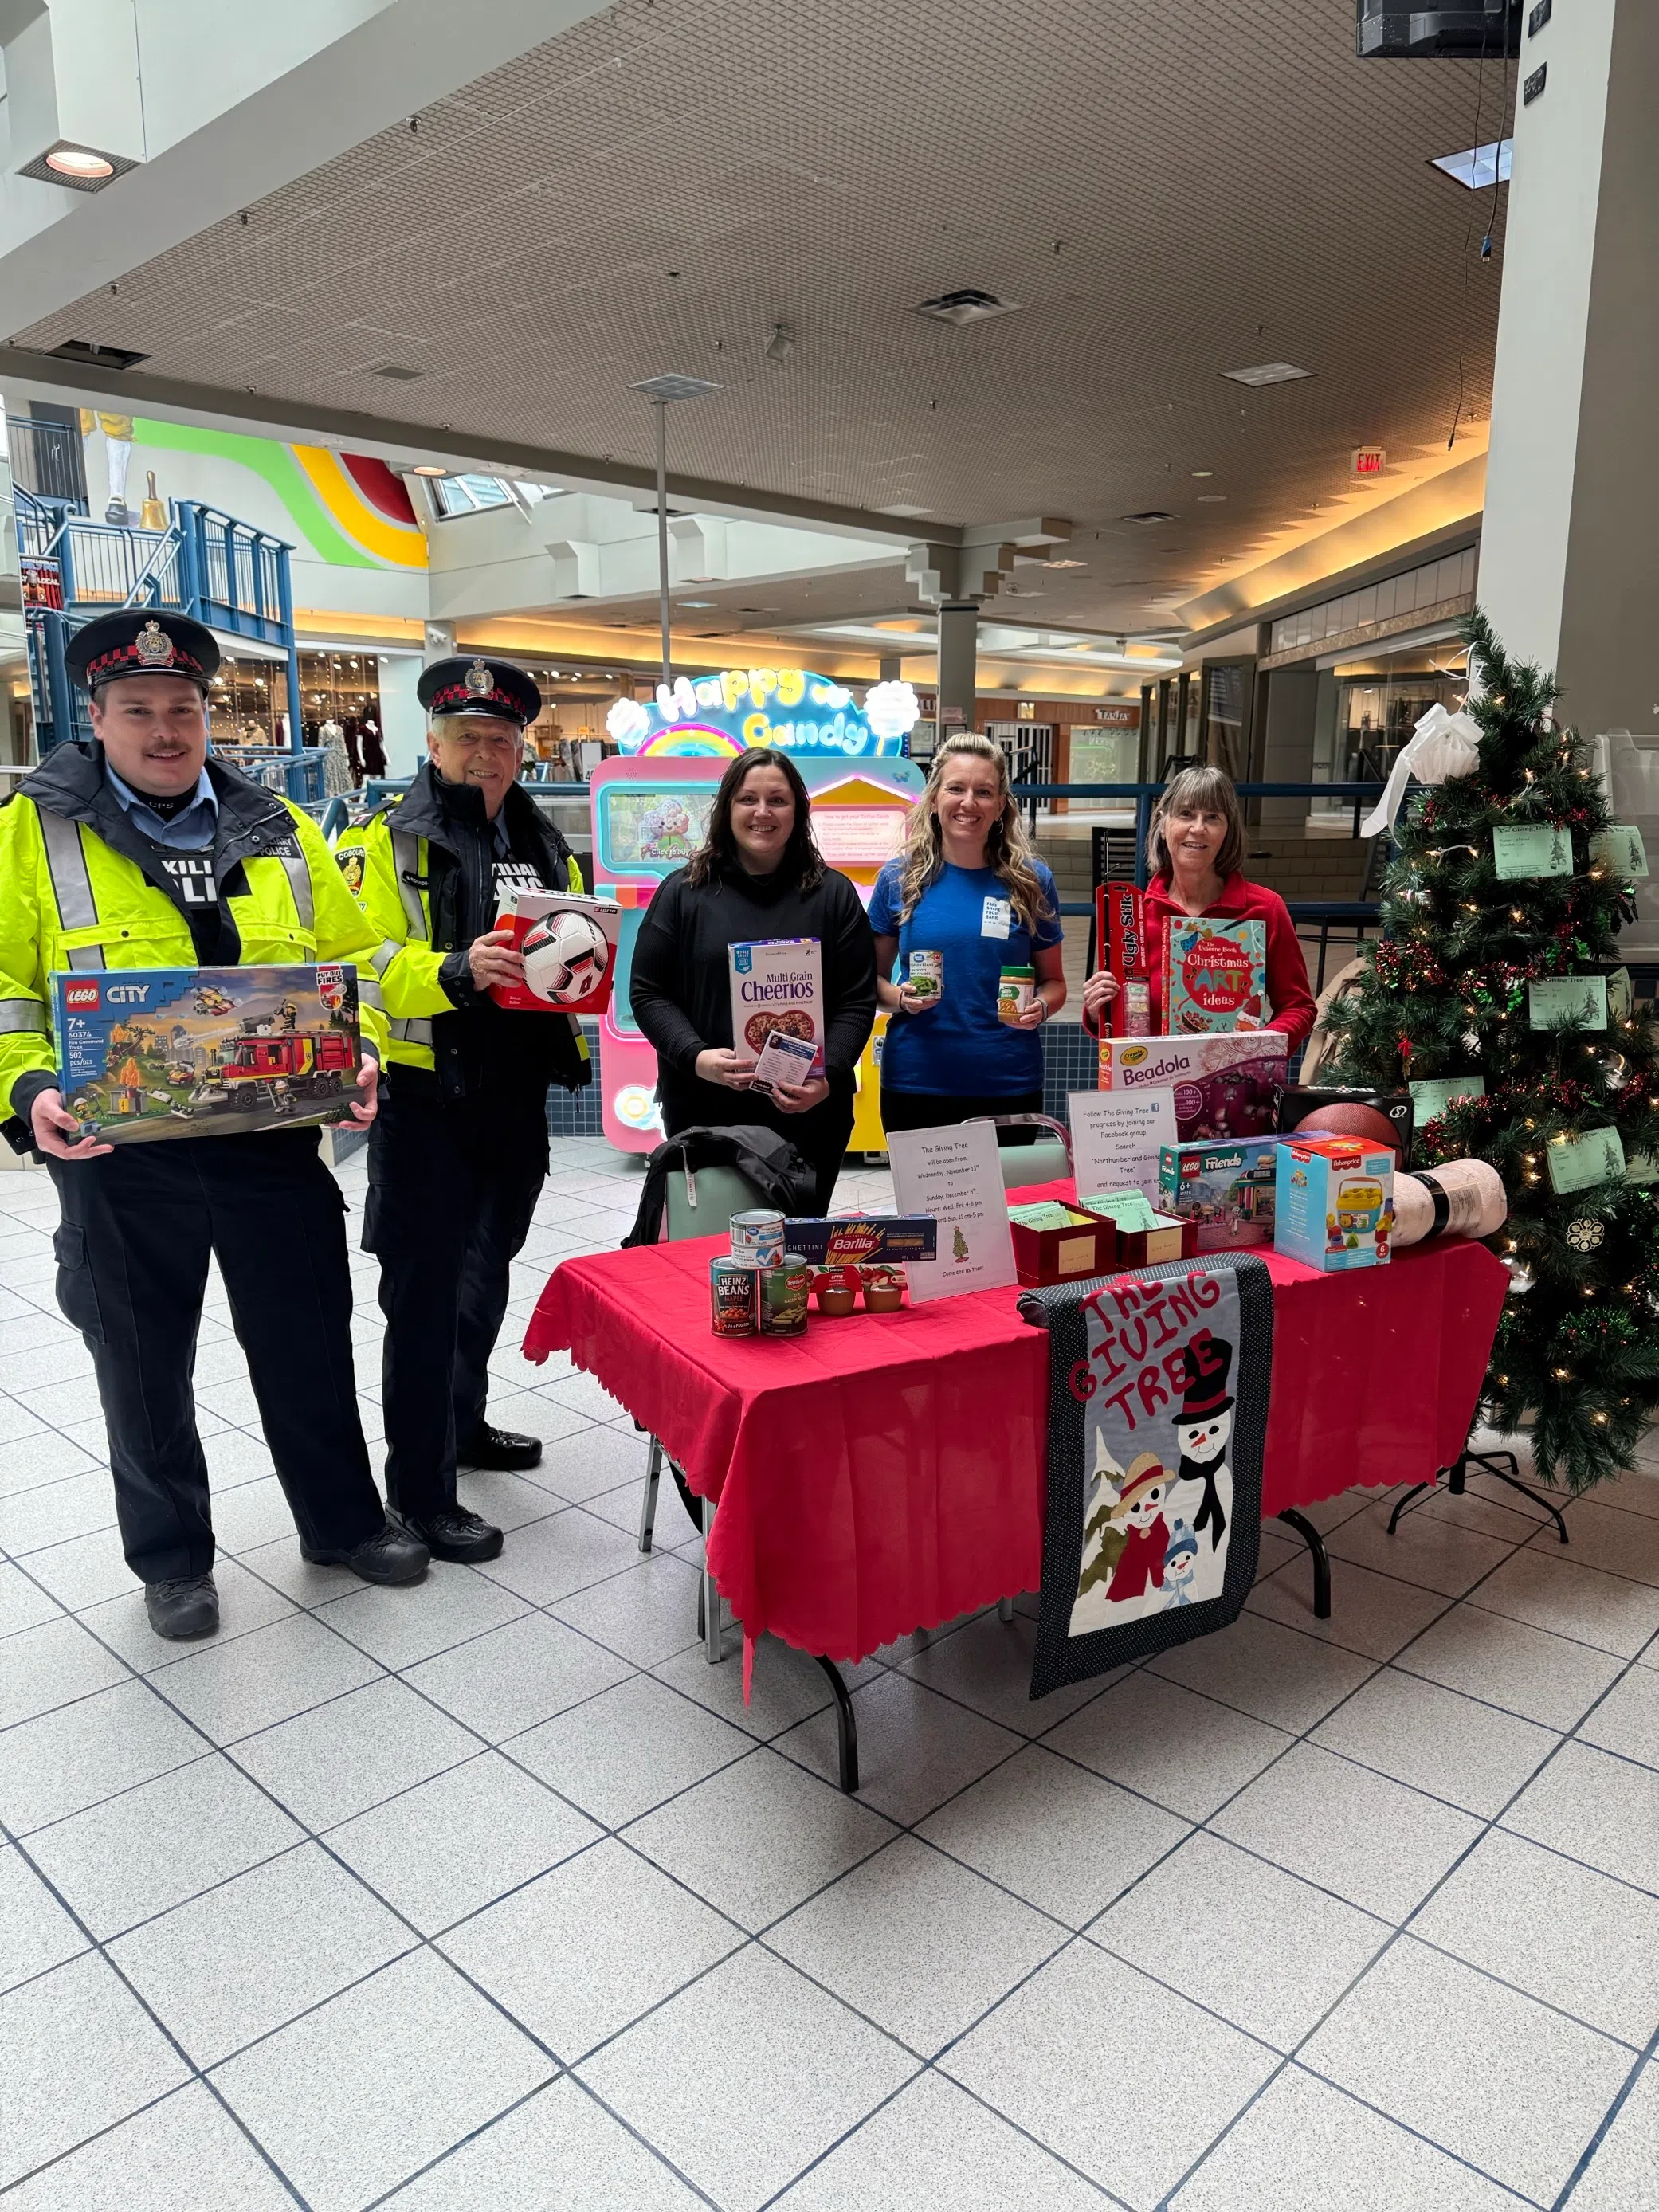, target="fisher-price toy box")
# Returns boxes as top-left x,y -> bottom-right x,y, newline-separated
1274,1135 -> 1395,1272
